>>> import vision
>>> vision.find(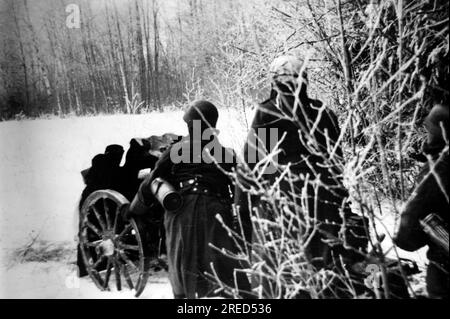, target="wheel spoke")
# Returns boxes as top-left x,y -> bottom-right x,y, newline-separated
118,224 -> 133,238
85,240 -> 102,248
91,206 -> 107,231
103,258 -> 113,289
92,255 -> 106,269
85,221 -> 102,237
118,251 -> 139,272
122,263 -> 134,290
103,198 -> 112,229
89,269 -> 106,289
114,260 -> 122,291
113,206 -> 120,233
118,243 -> 140,251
